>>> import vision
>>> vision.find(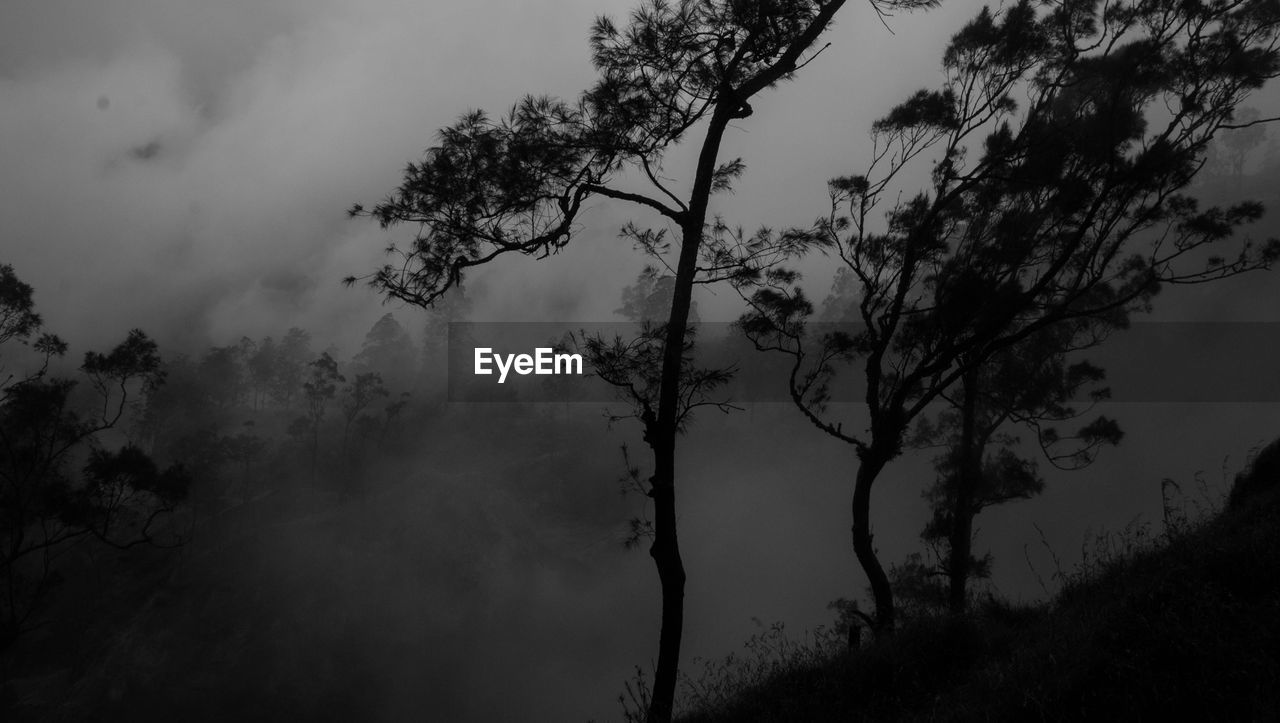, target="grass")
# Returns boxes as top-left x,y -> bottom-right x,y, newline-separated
670,442 -> 1280,722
